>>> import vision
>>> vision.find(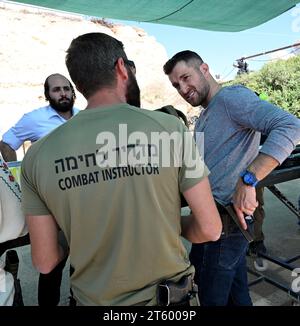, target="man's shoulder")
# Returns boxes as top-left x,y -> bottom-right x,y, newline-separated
219,85 -> 257,106
24,105 -> 52,118
222,84 -> 253,96
29,105 -> 51,113
10,106 -> 51,128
